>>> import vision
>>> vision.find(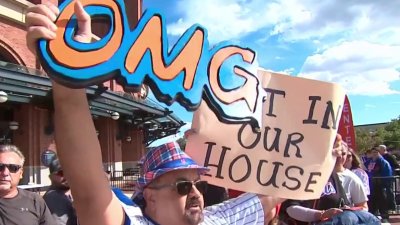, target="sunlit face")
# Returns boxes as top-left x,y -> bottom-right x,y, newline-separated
336,145 -> 349,167
144,169 -> 205,225
0,152 -> 23,195
344,152 -> 353,169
